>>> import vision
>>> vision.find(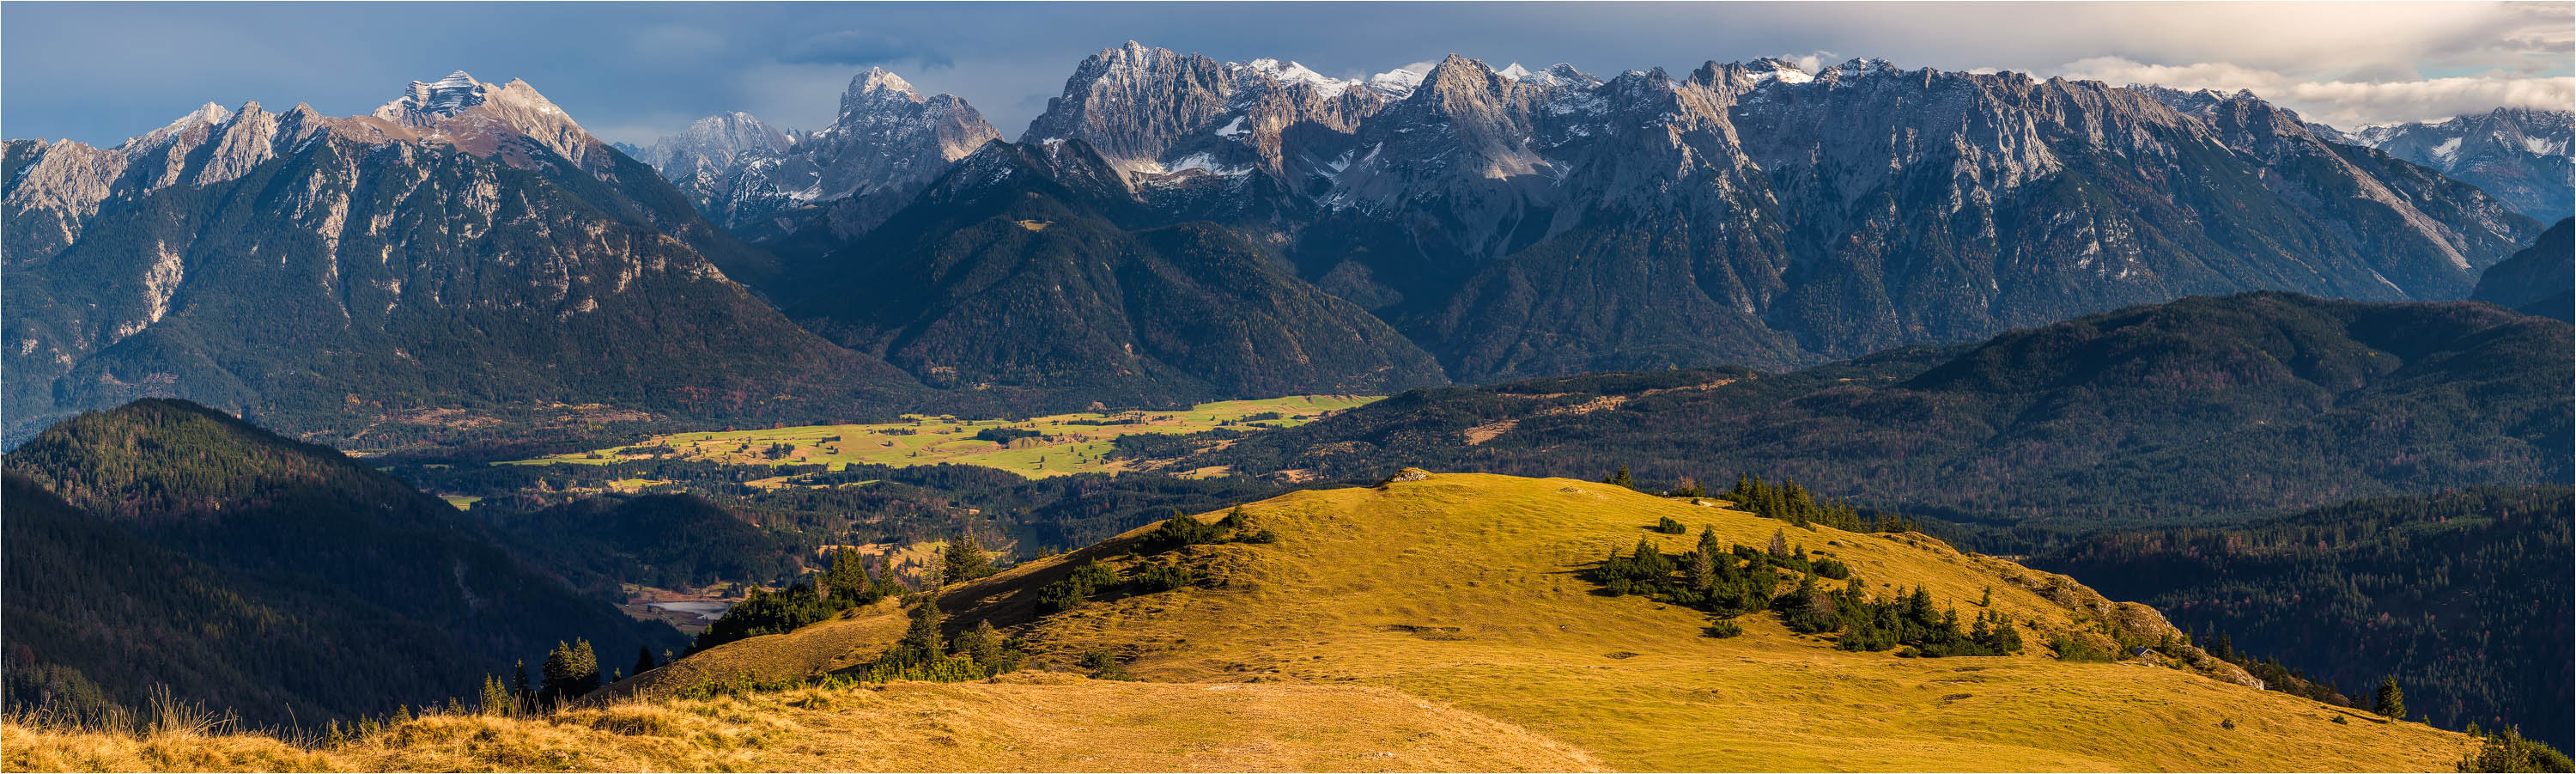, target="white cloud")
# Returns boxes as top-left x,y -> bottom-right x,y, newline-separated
2056,56 -> 2574,128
